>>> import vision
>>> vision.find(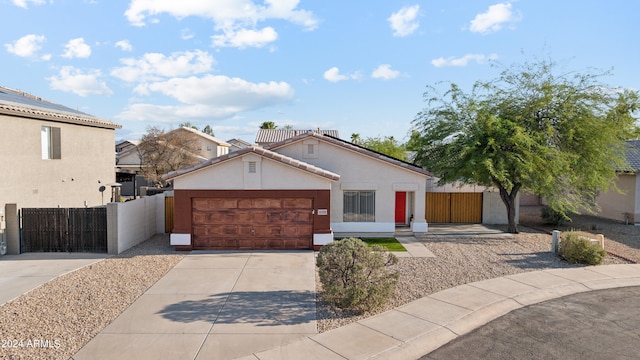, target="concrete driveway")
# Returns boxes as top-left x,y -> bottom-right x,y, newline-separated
0,252 -> 109,306
73,250 -> 316,360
